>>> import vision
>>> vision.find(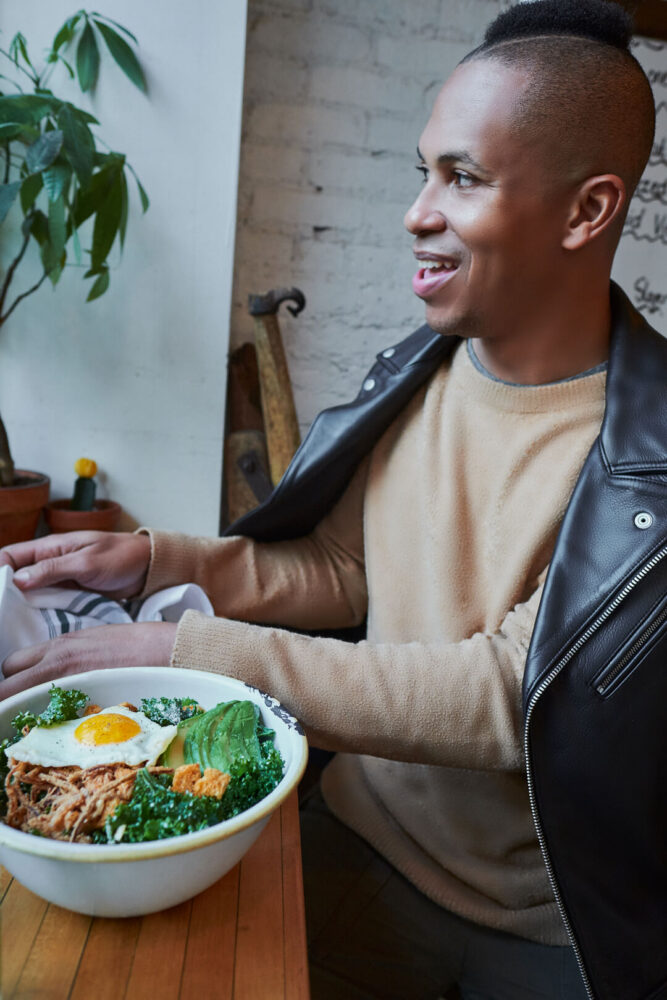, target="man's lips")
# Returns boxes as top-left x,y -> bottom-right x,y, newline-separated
412,257 -> 459,298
